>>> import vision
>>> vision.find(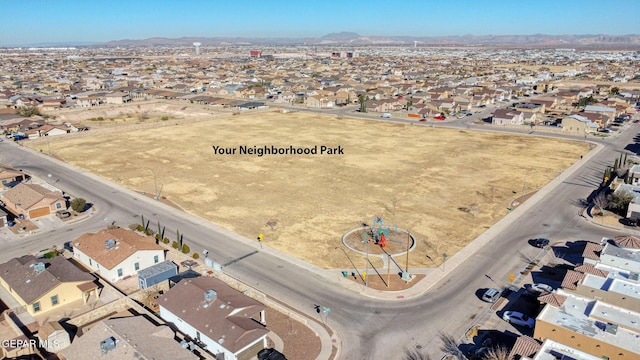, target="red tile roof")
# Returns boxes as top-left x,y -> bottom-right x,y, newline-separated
574,263 -> 609,278
561,270 -> 585,290
582,242 -> 604,261
538,293 -> 568,307
508,335 -> 541,359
